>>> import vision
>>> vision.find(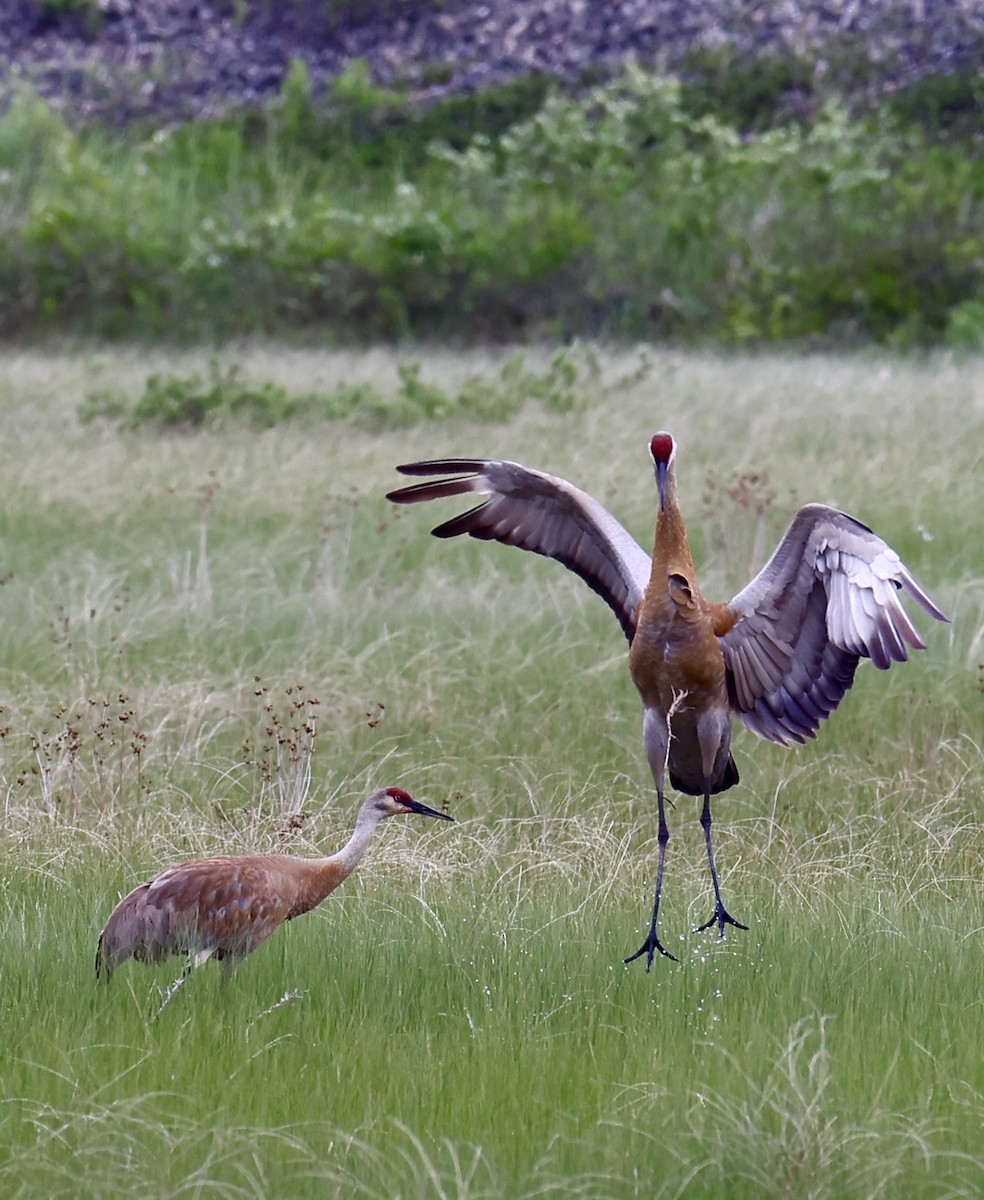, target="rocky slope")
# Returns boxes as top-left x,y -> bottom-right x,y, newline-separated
2,0 -> 982,123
